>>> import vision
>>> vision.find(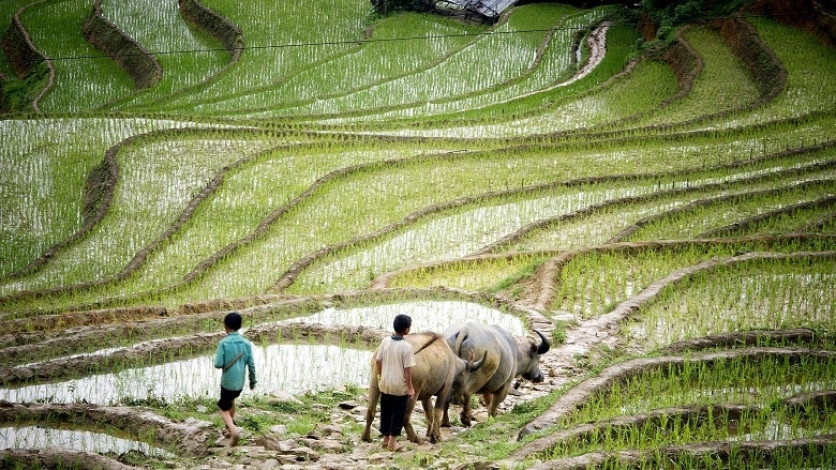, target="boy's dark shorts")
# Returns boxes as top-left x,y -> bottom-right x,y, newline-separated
218,386 -> 242,411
